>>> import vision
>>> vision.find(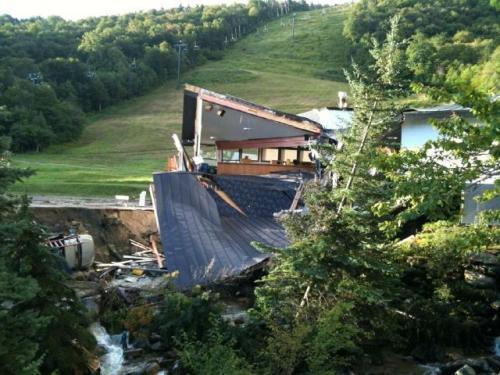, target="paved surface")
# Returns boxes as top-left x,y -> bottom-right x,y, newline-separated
29,195 -> 153,210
